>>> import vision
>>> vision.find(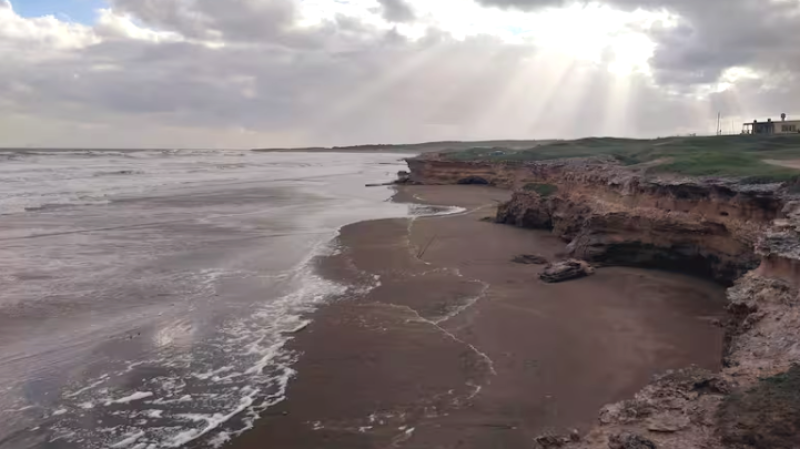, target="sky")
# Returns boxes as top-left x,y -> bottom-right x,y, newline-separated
1,0 -> 799,148
11,0 -> 106,23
